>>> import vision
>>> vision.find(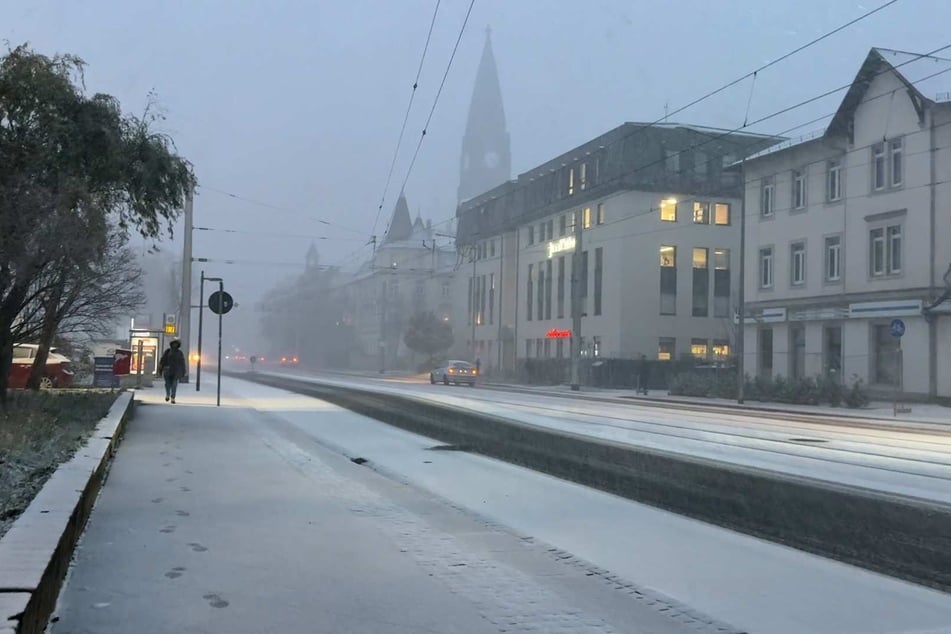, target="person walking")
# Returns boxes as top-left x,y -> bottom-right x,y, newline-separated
158,340 -> 187,404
